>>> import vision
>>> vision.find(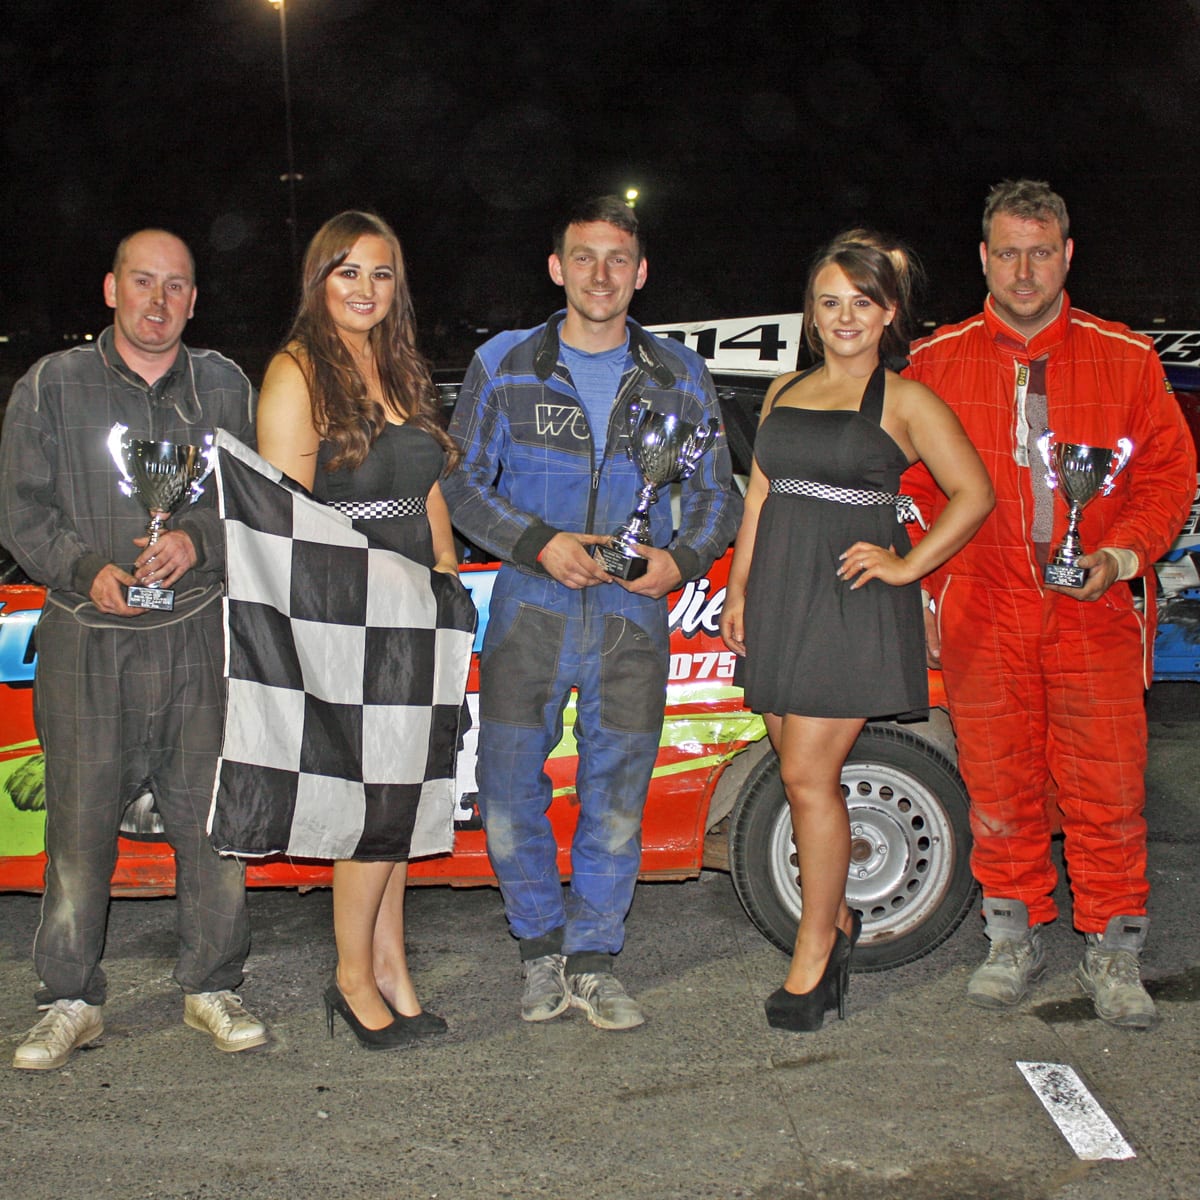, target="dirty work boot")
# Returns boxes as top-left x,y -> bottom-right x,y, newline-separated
1076,915 -> 1158,1030
184,991 -> 269,1052
520,953 -> 569,1022
567,971 -> 645,1030
966,898 -> 1047,1009
13,999 -> 104,1071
